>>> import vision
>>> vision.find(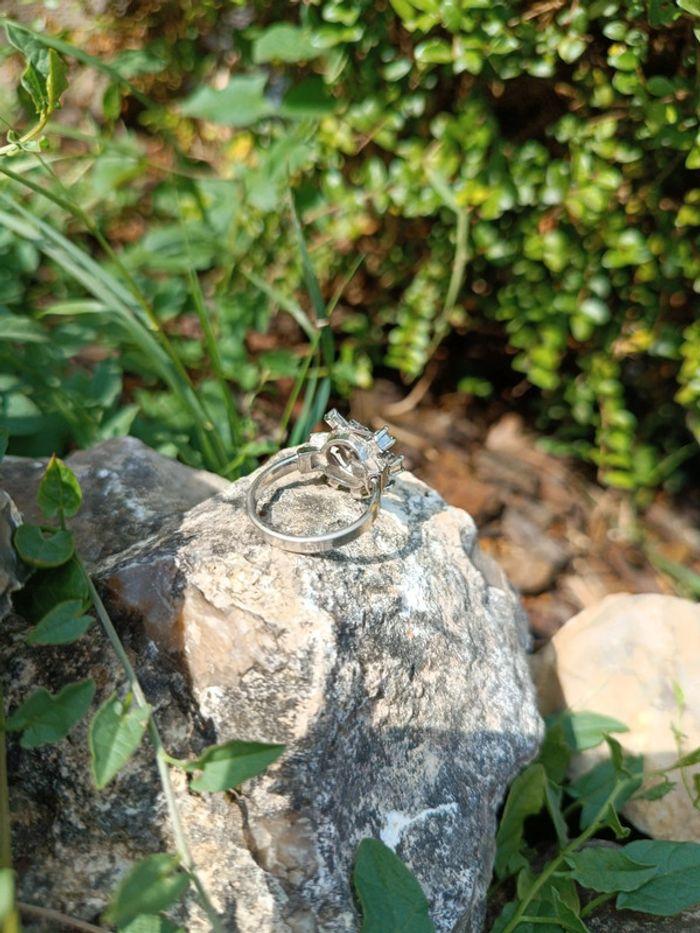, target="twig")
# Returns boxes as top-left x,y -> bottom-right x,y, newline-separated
84,574 -> 224,932
18,902 -> 108,933
382,363 -> 438,417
